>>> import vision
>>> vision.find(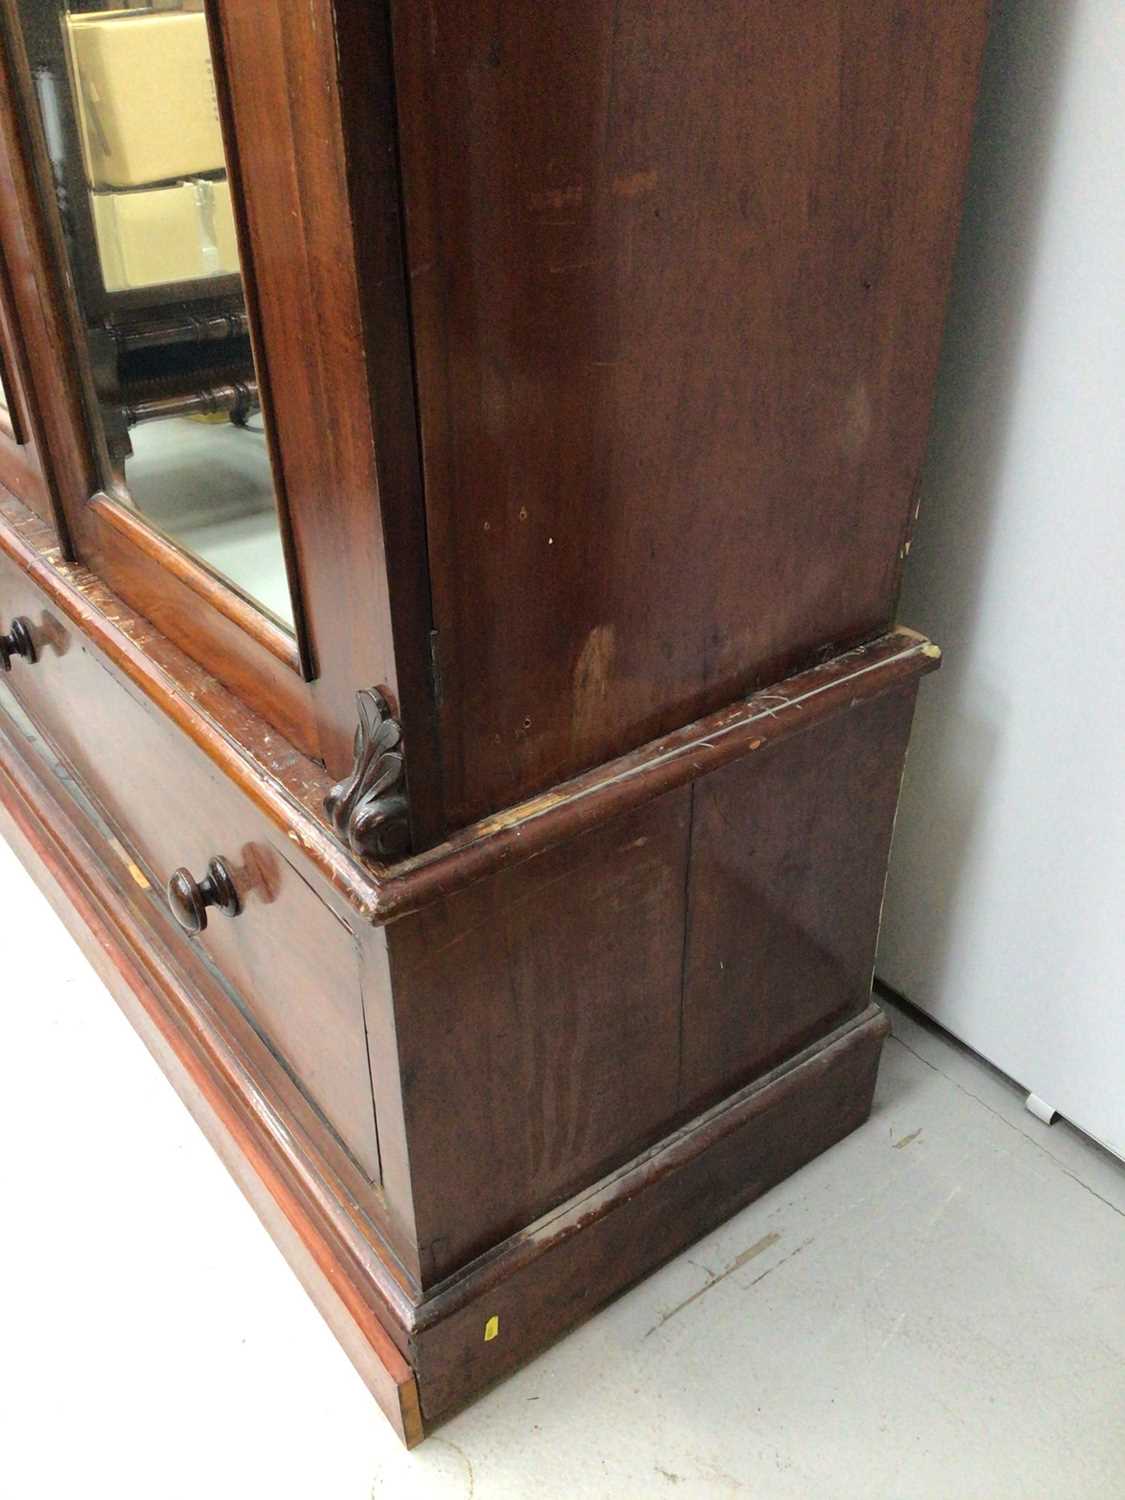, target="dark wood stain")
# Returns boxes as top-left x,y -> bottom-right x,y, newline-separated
208,0 -> 418,778
680,683 -> 917,1114
0,490 -> 940,926
0,0 -> 442,789
0,714 -> 423,1444
411,1005 -> 889,1424
387,792 -> 693,1282
391,0 -> 988,827
380,669 -> 921,1288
